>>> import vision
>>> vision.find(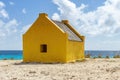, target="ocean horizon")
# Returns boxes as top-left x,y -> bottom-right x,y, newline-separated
0,50 -> 120,60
